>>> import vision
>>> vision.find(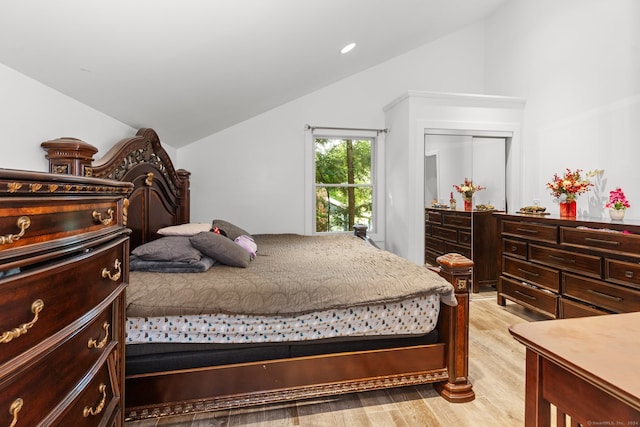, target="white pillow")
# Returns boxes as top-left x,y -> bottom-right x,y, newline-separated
157,223 -> 211,236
